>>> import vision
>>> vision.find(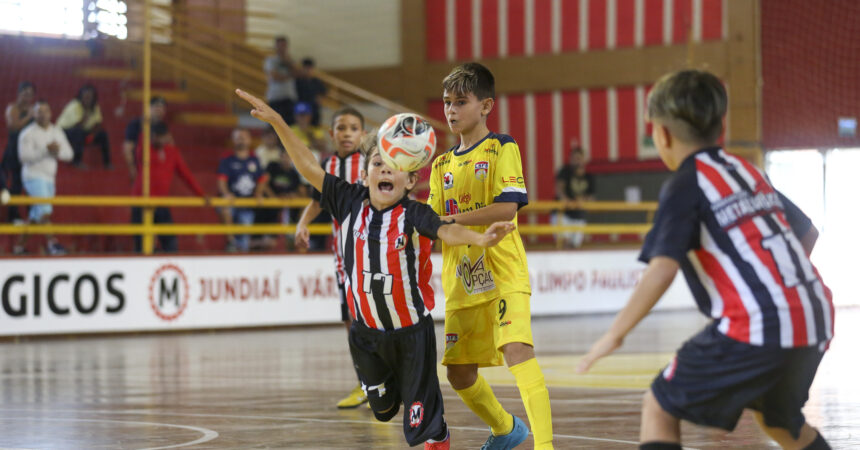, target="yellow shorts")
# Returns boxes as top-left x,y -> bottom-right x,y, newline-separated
441,292 -> 533,367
